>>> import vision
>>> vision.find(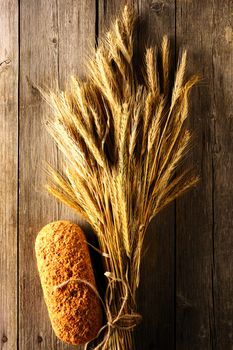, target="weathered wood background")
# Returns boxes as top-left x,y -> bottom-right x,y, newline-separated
0,0 -> 232,349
